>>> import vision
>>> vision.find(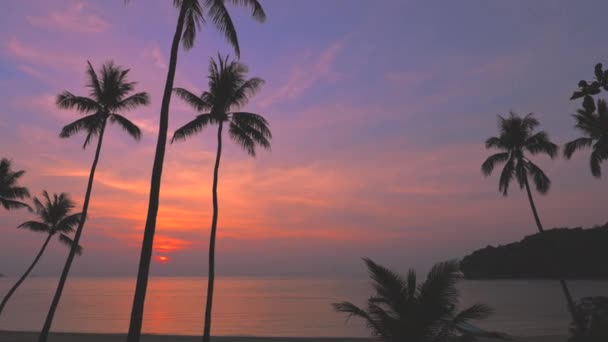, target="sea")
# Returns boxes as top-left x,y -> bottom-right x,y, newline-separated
0,277 -> 607,337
